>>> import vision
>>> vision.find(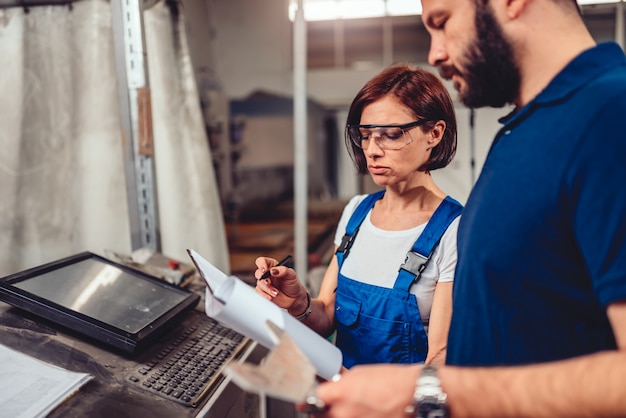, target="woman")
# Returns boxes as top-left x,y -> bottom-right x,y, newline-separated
255,64 -> 460,367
